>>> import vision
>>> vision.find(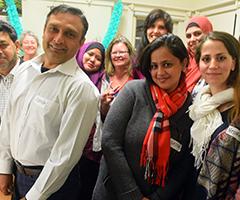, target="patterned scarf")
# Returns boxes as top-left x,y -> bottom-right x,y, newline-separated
189,86 -> 233,169
140,78 -> 188,186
